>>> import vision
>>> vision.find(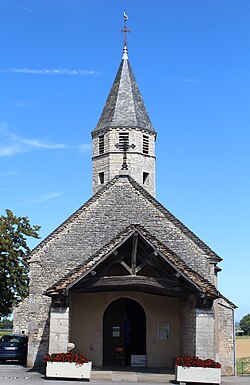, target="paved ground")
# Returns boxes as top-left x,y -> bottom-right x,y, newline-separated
0,364 -> 249,385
